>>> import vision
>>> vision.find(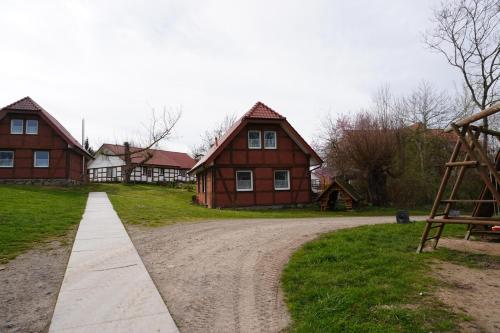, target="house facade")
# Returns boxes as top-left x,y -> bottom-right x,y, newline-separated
88,144 -> 196,183
189,102 -> 323,208
0,97 -> 91,184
